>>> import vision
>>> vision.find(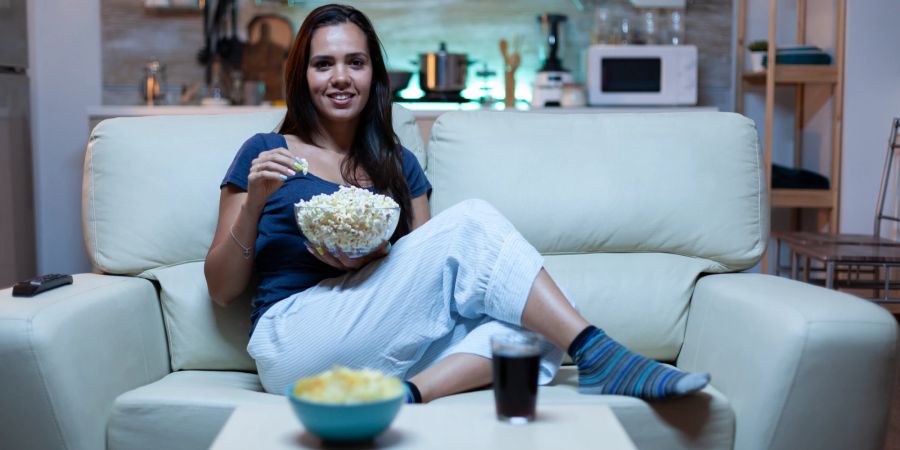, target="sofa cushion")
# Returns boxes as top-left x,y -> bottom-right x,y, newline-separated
83,105 -> 424,275
142,262 -> 255,372
427,111 -> 767,271
107,371 -> 279,450
108,367 -> 733,450
544,253 -> 712,360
